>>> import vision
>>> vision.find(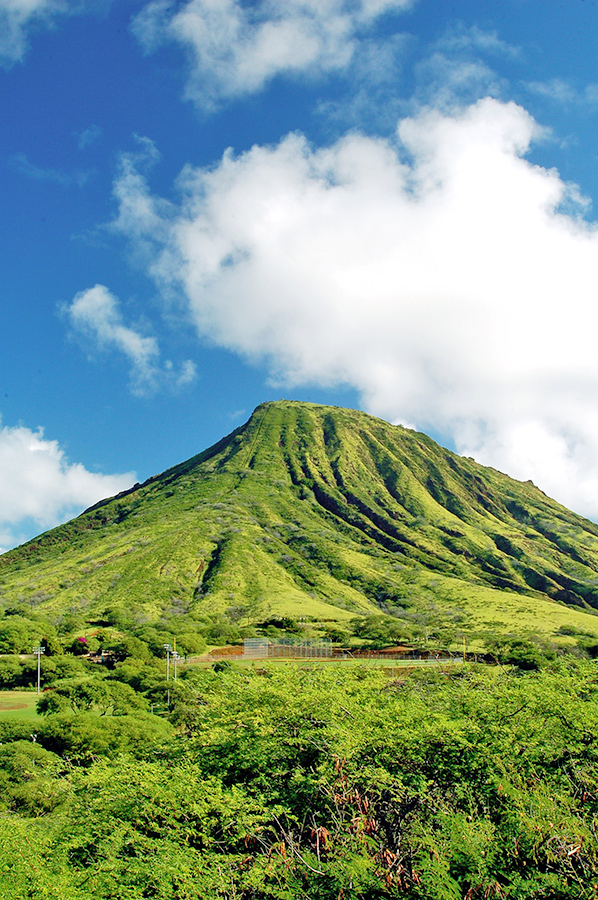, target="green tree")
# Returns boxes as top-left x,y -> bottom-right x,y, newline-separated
0,618 -> 35,653
0,741 -> 68,816
41,633 -> 63,657
38,711 -> 175,759
37,679 -> 147,717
